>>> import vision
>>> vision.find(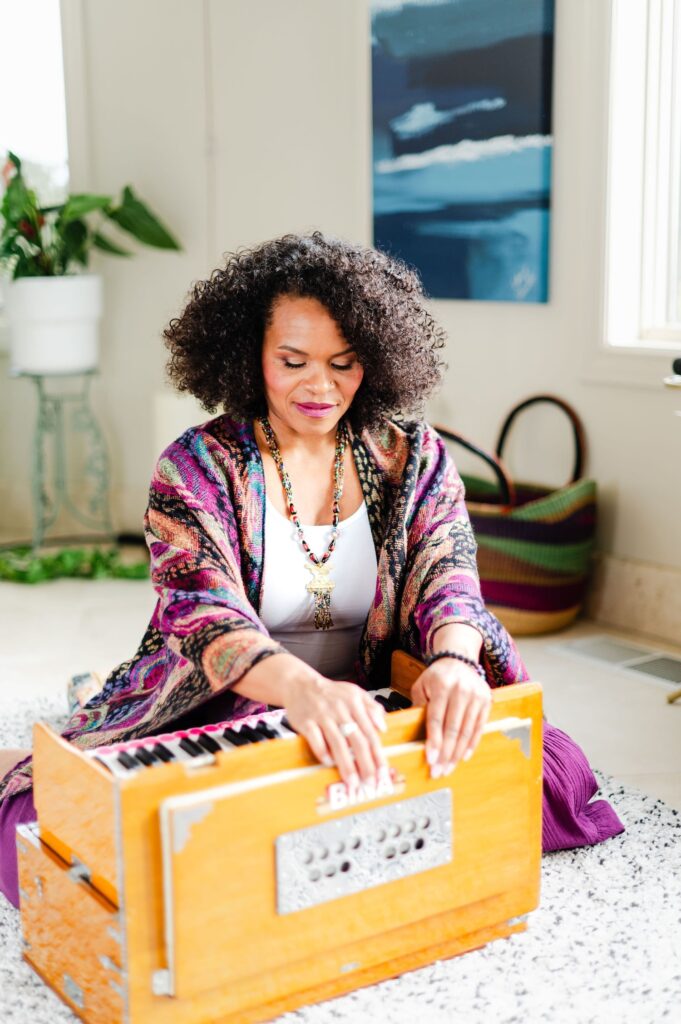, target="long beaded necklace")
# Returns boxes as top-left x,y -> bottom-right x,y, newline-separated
259,415 -> 347,631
